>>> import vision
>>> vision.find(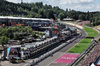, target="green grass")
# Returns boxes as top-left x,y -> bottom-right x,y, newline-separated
67,38 -> 92,53
67,26 -> 98,53
83,27 -> 98,37
67,45 -> 89,53
79,38 -> 92,44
